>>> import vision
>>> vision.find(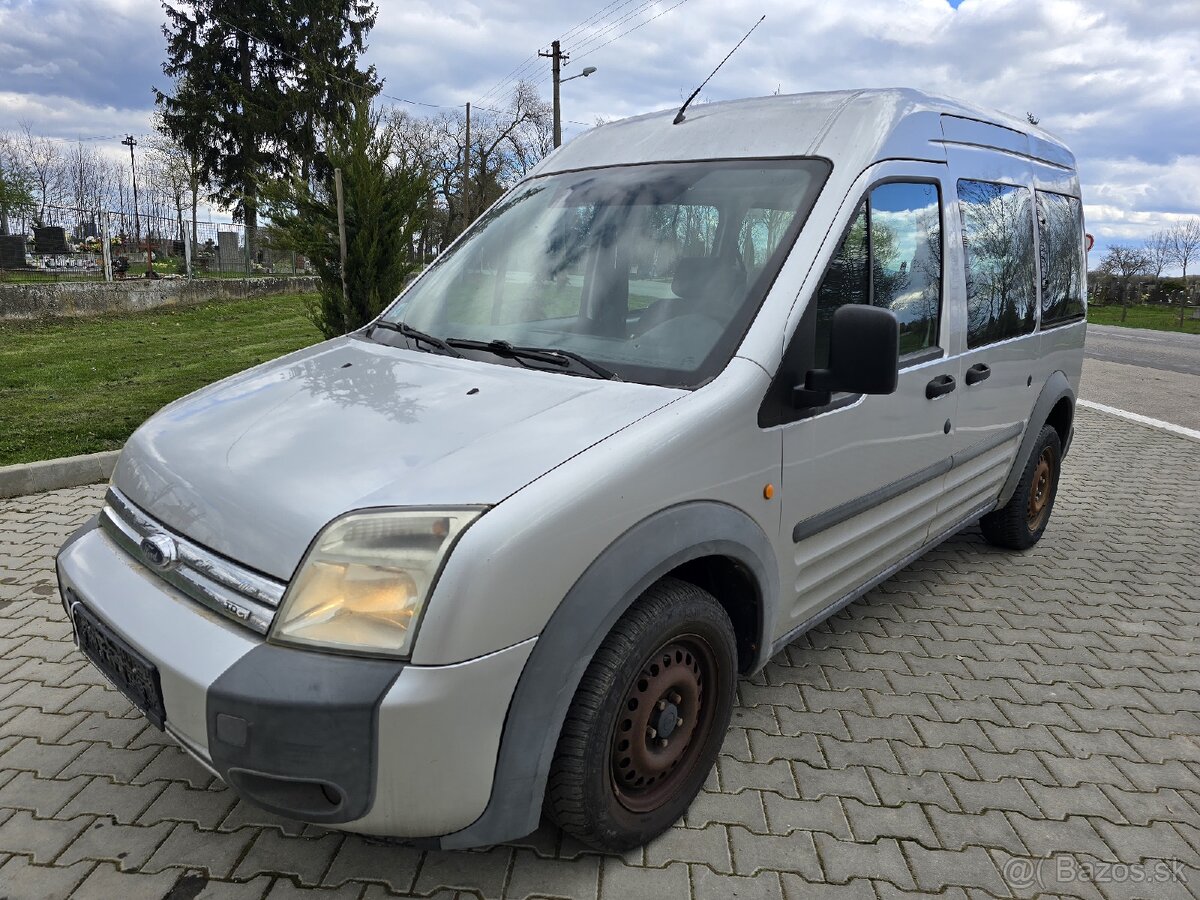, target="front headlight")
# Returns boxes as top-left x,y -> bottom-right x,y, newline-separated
270,509 -> 482,657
